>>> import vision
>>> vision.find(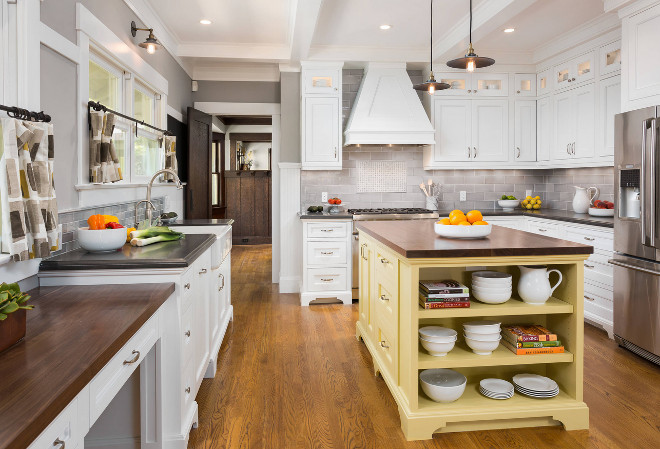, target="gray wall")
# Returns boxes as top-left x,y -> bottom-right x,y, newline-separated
192,81 -> 280,104
40,0 -> 192,116
280,72 -> 300,163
